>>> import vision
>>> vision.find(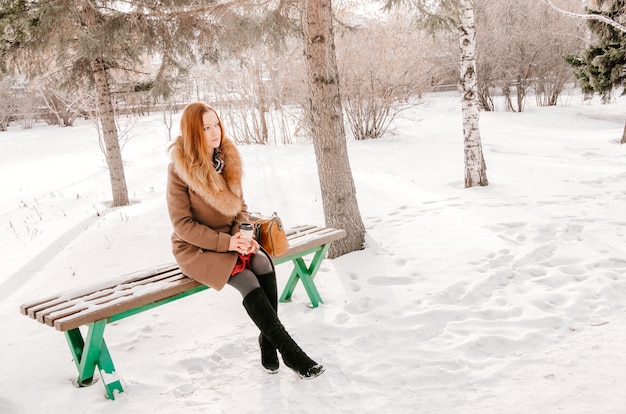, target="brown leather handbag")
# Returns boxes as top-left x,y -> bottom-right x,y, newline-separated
250,212 -> 289,258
